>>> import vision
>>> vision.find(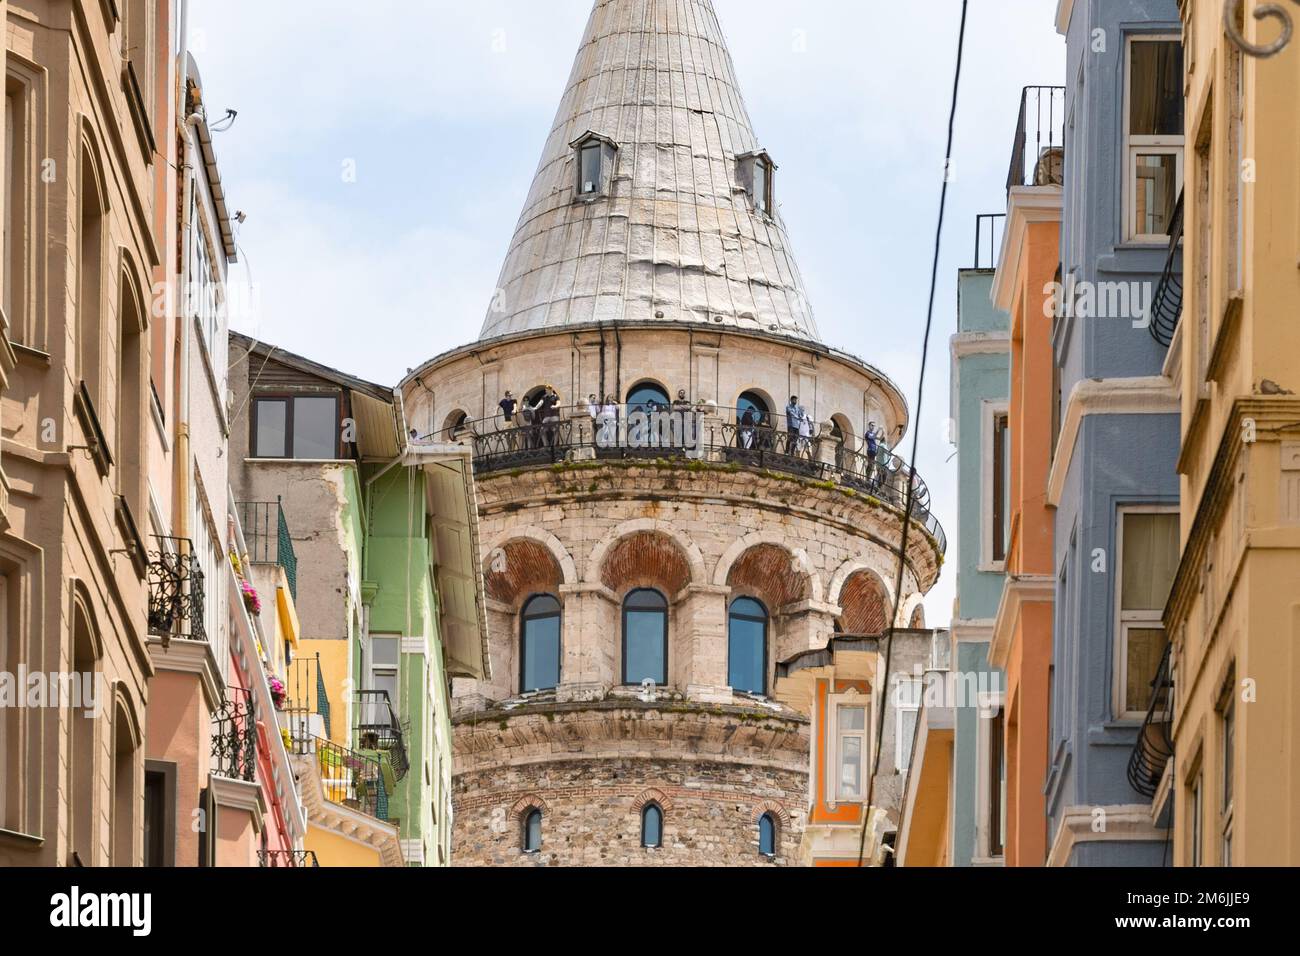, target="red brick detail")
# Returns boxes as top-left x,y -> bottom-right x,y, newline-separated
599,531 -> 691,595
631,787 -> 674,812
510,793 -> 548,816
751,799 -> 791,827
726,543 -> 808,608
486,539 -> 563,607
838,570 -> 889,635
